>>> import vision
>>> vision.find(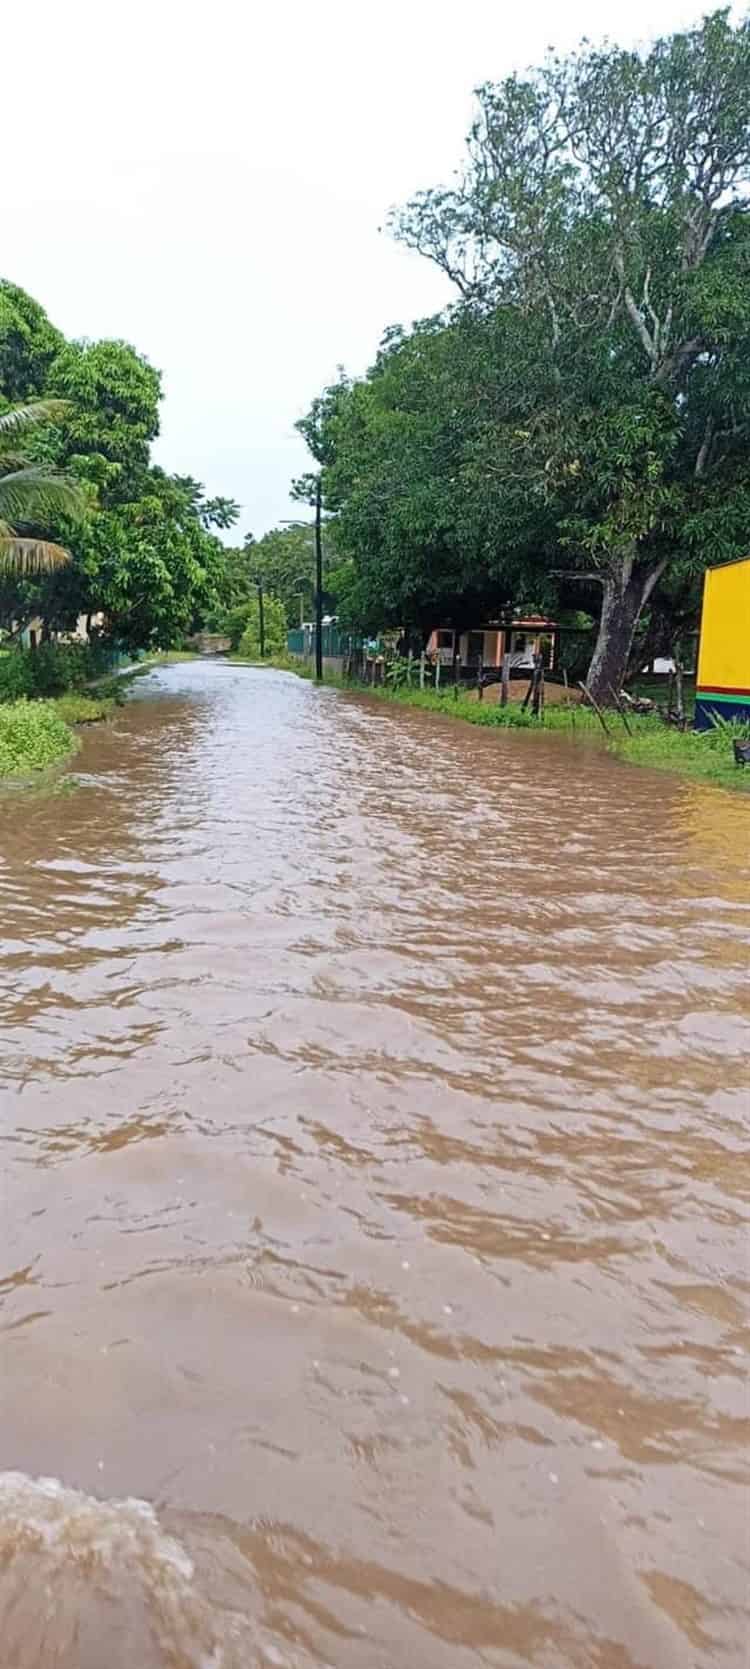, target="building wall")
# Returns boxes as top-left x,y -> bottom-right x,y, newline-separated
695,557 -> 750,730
